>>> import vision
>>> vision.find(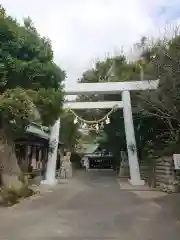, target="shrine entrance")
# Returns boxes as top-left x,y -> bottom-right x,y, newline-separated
43,80 -> 159,186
